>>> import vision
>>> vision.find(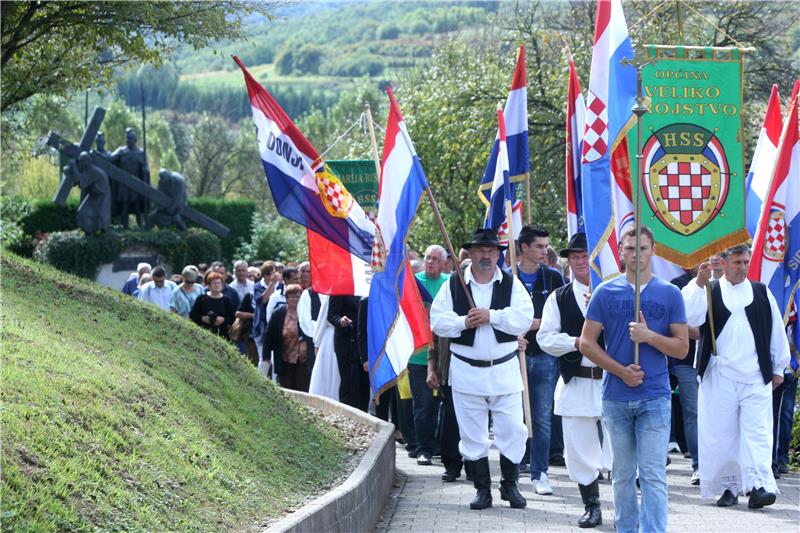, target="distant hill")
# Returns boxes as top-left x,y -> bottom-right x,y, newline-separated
1,254 -> 349,530
115,0 -> 497,121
